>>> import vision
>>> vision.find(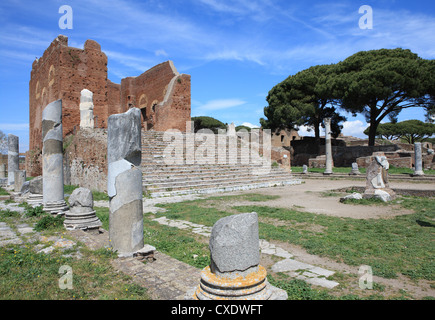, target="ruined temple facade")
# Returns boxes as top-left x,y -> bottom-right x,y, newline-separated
27,35 -> 191,176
